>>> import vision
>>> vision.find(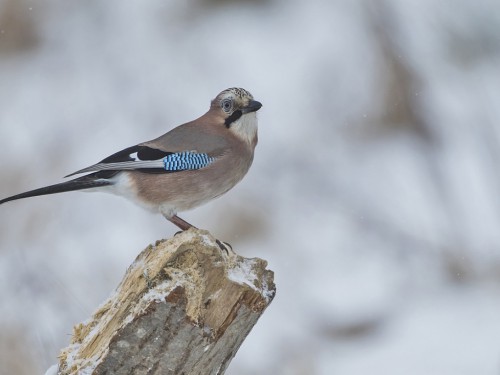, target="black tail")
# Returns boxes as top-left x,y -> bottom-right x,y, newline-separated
0,175 -> 113,205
